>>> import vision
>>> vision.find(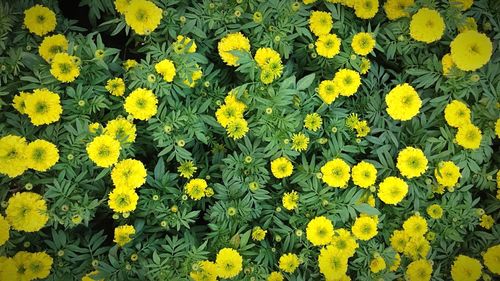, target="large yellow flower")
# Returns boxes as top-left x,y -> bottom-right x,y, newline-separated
104,118 -> 137,143
24,5 -> 56,36
451,255 -> 482,281
113,225 -> 135,246
6,192 -> 49,232
309,11 -> 333,36
108,187 -> 139,213
385,83 -> 421,121
306,216 -> 334,246
24,89 -> 63,126
352,216 -> 378,240
444,100 -> 471,127
226,118 -> 249,140
333,69 -> 361,96
396,147 -> 428,178
124,88 -> 158,120
450,30 -> 493,71
434,161 -> 461,188
50,53 -> 80,83
124,0 -> 163,35
155,59 -> 176,82
402,215 -> 427,237
383,0 -> 414,20
0,135 -> 28,178
354,0 -> 379,19
111,159 -> 147,189
218,32 -> 251,66
378,176 -> 408,204
318,245 -> 349,279
304,113 -> 322,131
483,244 -> 500,275
185,178 -> 208,200
25,252 -> 53,280
409,8 -> 445,43
351,32 -> 376,56
86,135 -> 121,168
278,253 -> 300,273
321,158 -> 350,188
455,123 -> 482,150
215,103 -> 245,128
331,228 -> 358,258
26,139 -> 59,172
38,34 -> 68,62
215,248 -> 243,278
390,229 -> 410,253
271,157 -> 293,178
315,33 -> 341,58
351,161 -> 377,188
406,259 -> 432,281
318,80 -> 339,104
